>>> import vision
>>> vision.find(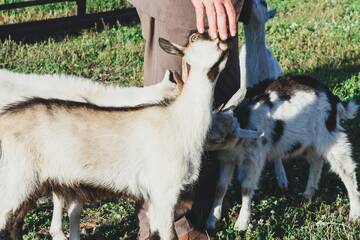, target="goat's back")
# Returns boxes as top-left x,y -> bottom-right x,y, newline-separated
234,75 -> 343,158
